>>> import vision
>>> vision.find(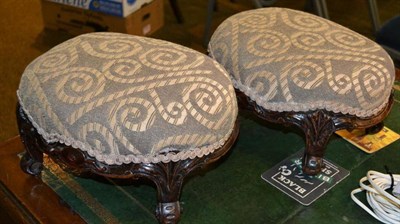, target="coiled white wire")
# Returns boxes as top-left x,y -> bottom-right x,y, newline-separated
351,170 -> 400,224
